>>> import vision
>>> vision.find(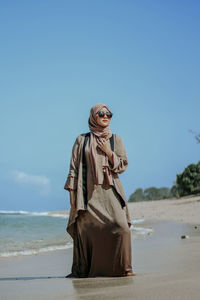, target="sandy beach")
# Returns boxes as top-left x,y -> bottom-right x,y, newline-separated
128,194 -> 200,225
1,195 -> 200,300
